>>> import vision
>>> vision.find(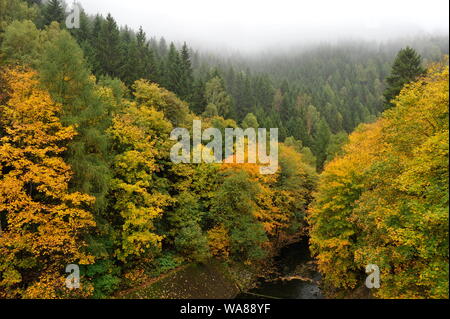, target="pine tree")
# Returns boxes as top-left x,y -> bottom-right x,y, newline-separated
95,13 -> 121,77
312,118 -> 331,169
190,78 -> 207,114
383,47 -> 425,109
136,26 -> 158,83
163,42 -> 182,95
179,42 -> 193,101
42,0 -> 65,26
118,28 -> 138,85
